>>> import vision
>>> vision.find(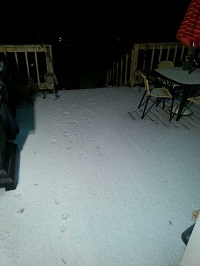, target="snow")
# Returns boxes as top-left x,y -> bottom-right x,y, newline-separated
0,86 -> 199,266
